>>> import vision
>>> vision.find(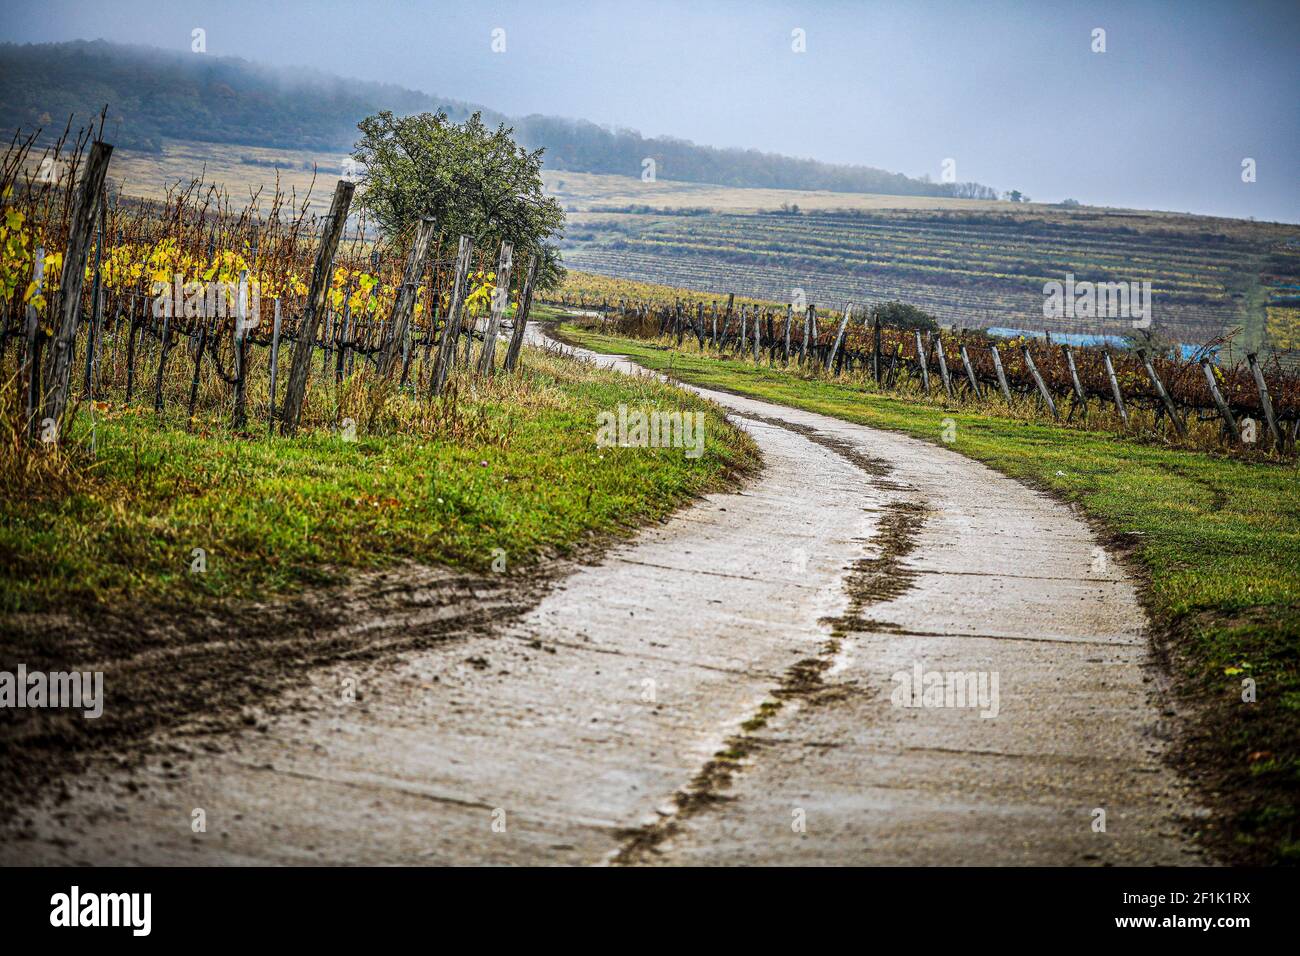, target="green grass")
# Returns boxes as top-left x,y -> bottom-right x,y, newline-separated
0,344 -> 758,612
562,322 -> 1300,864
